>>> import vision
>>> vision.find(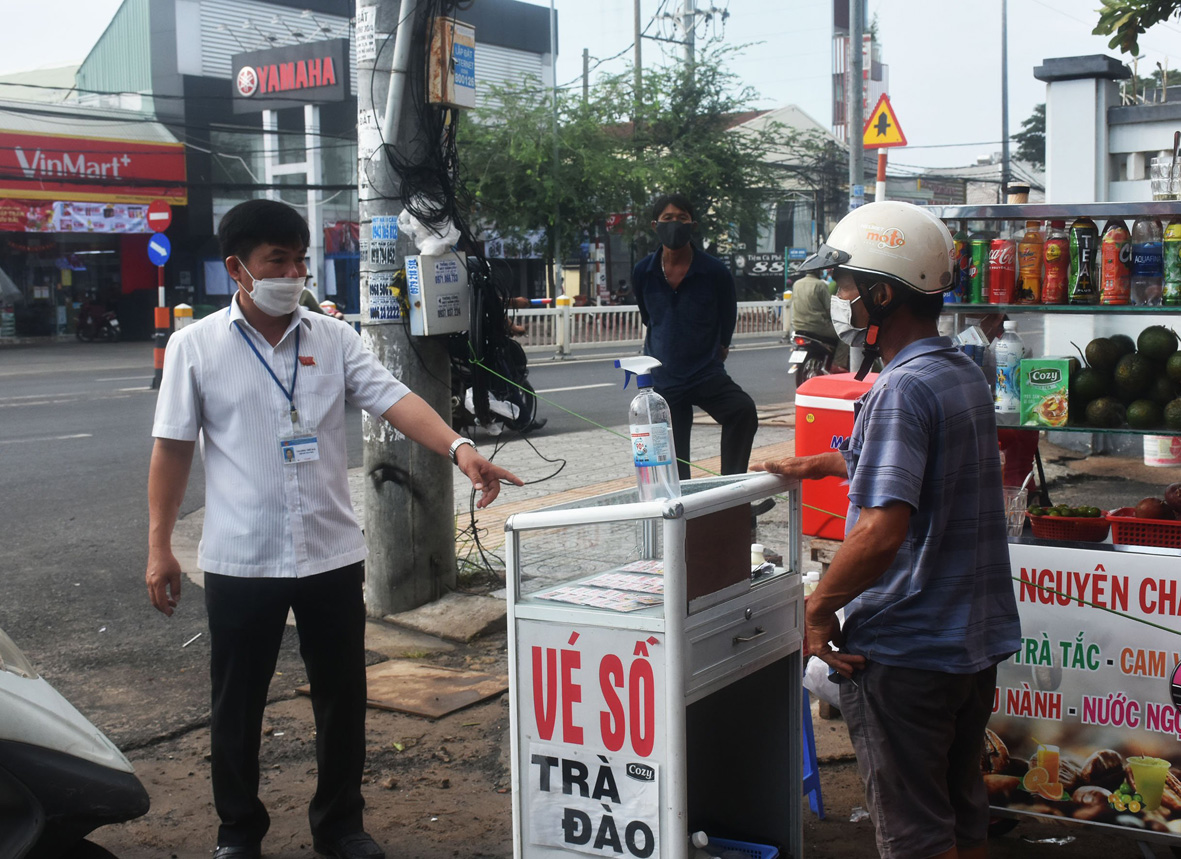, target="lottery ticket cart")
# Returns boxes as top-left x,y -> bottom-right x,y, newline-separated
504,473 -> 805,859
